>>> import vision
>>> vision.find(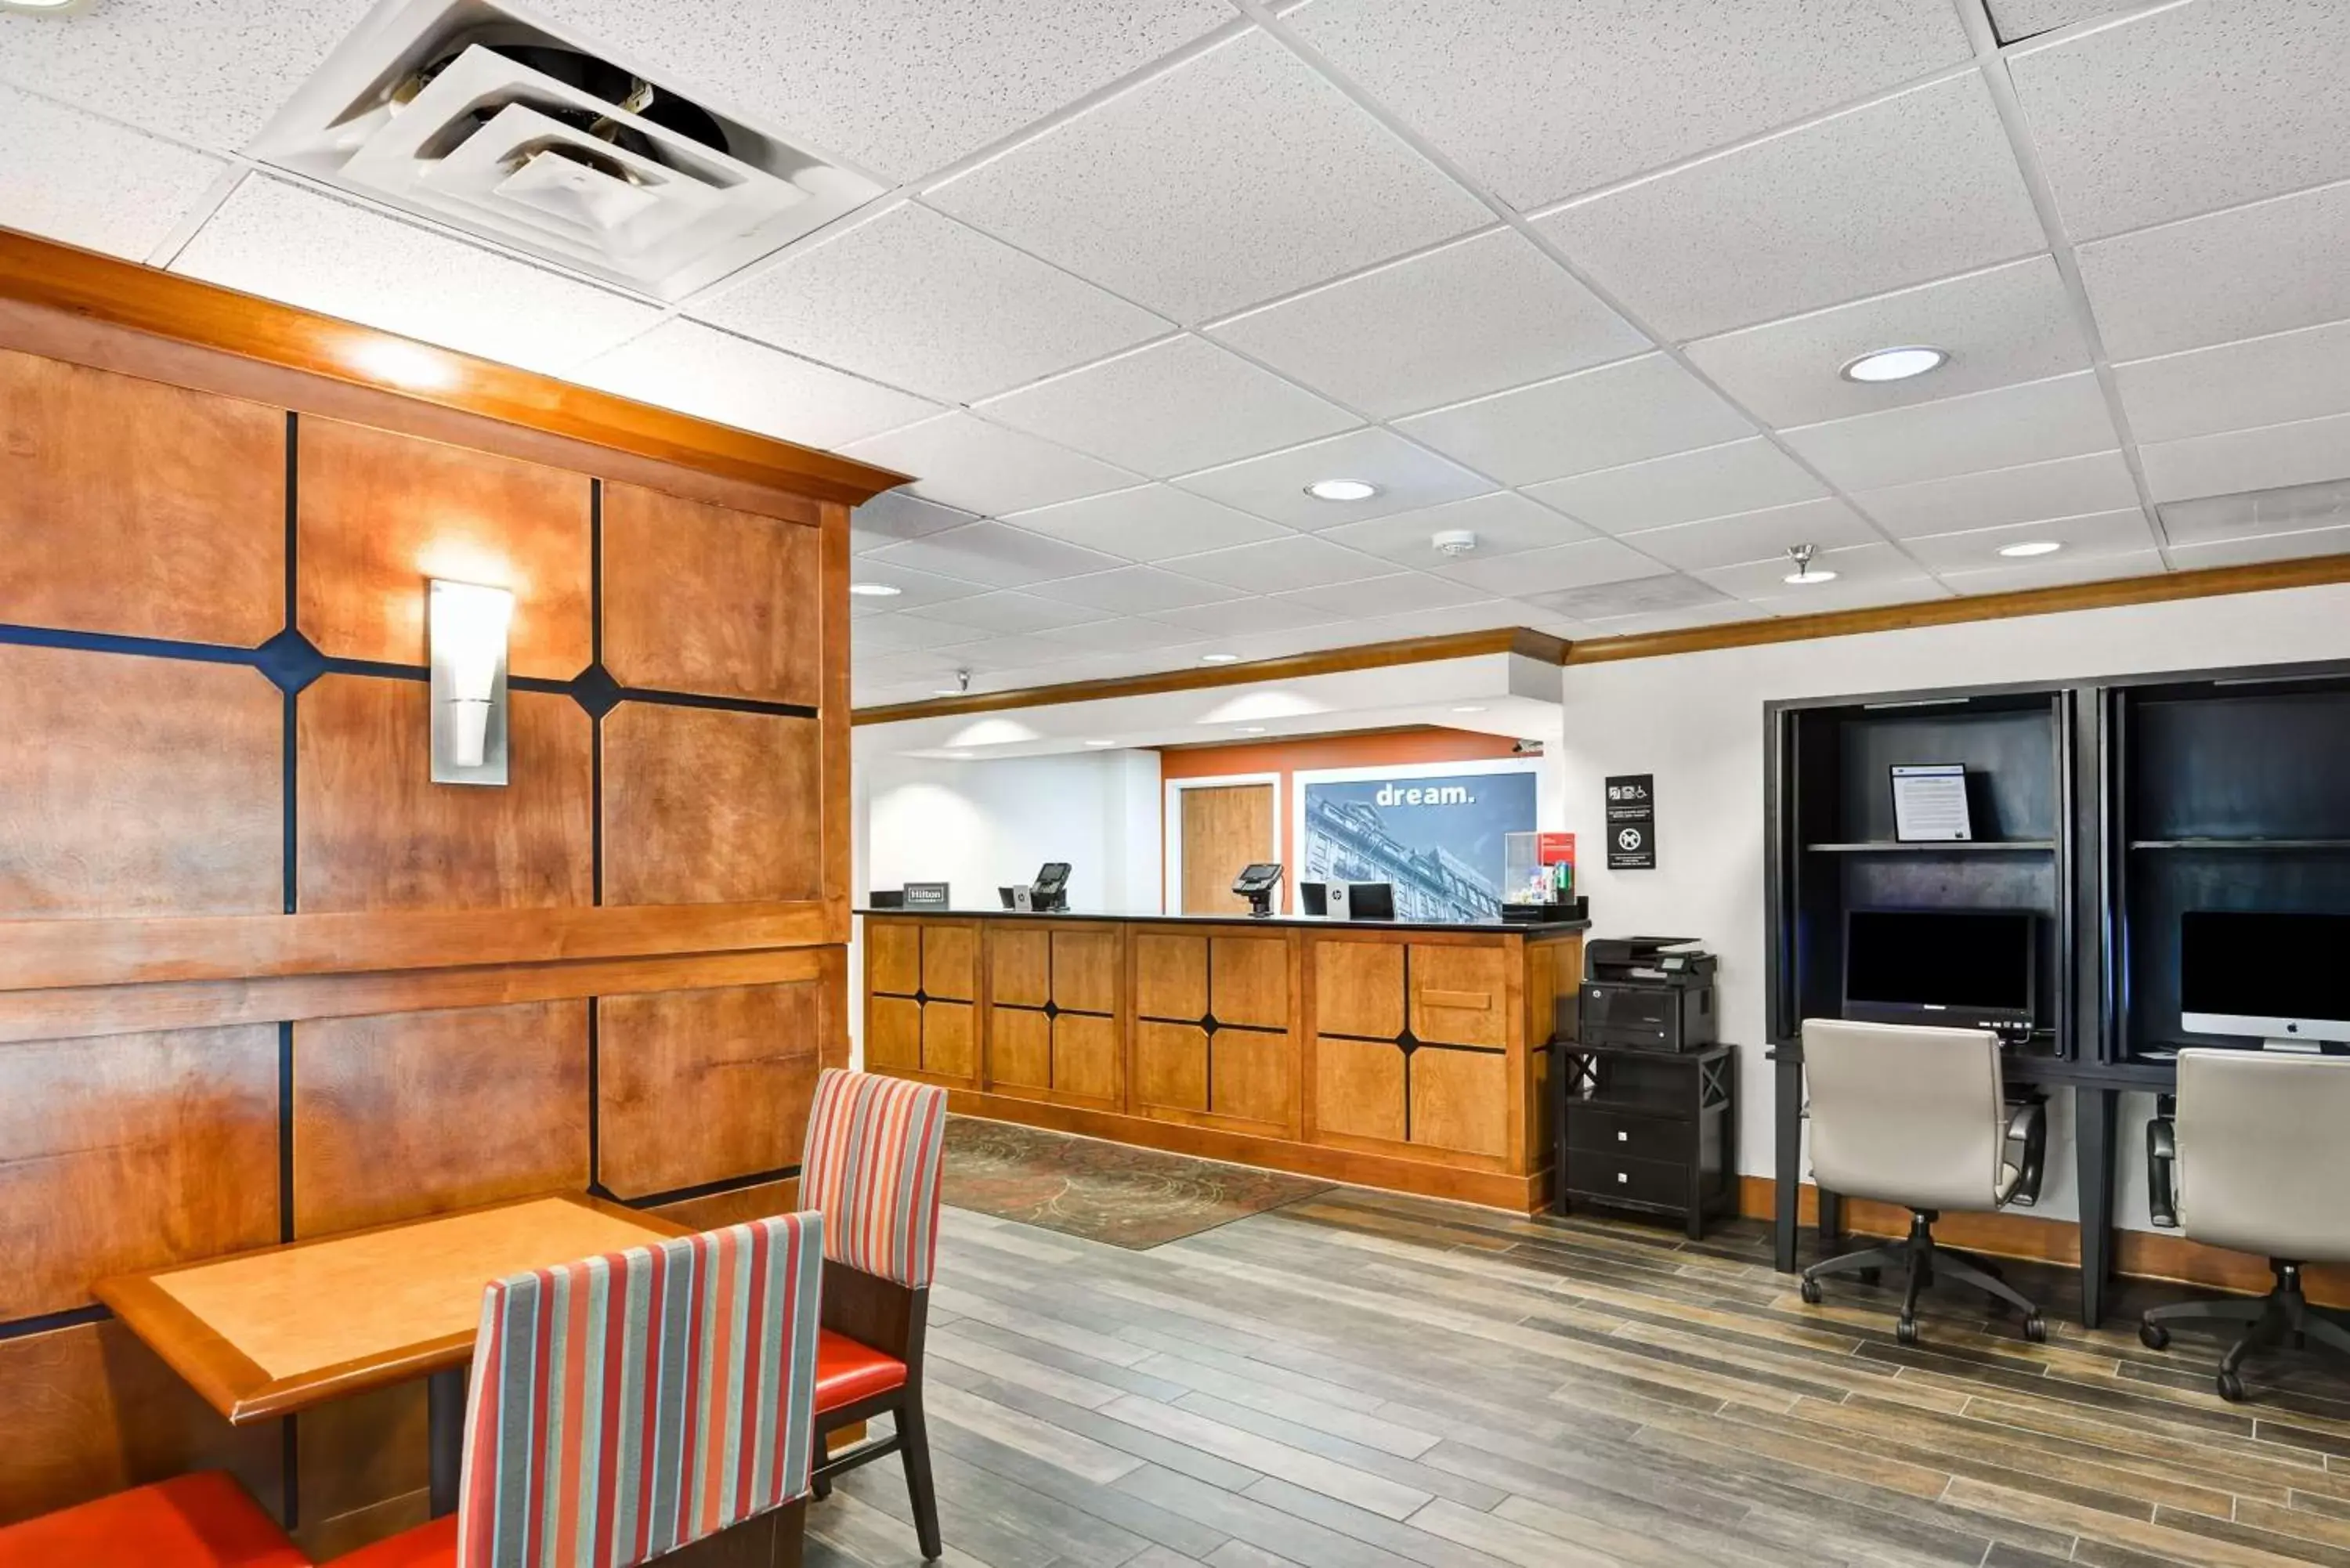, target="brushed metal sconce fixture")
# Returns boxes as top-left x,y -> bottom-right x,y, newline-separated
428,579 -> 514,785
